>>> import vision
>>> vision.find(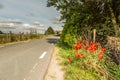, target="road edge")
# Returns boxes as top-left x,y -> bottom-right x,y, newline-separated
43,46 -> 55,80
44,46 -> 65,80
